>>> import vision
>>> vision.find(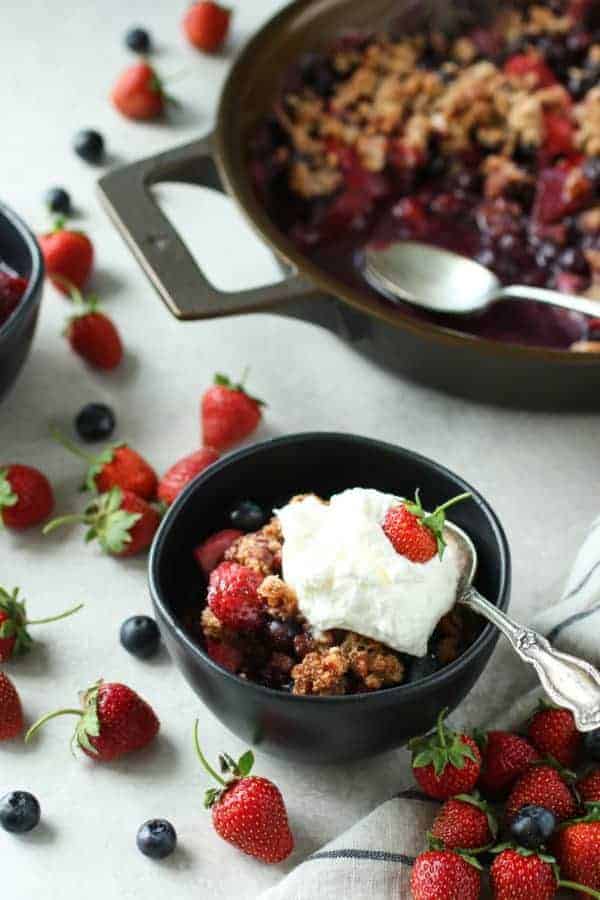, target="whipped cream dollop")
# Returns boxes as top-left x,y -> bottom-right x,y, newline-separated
277,488 -> 462,658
